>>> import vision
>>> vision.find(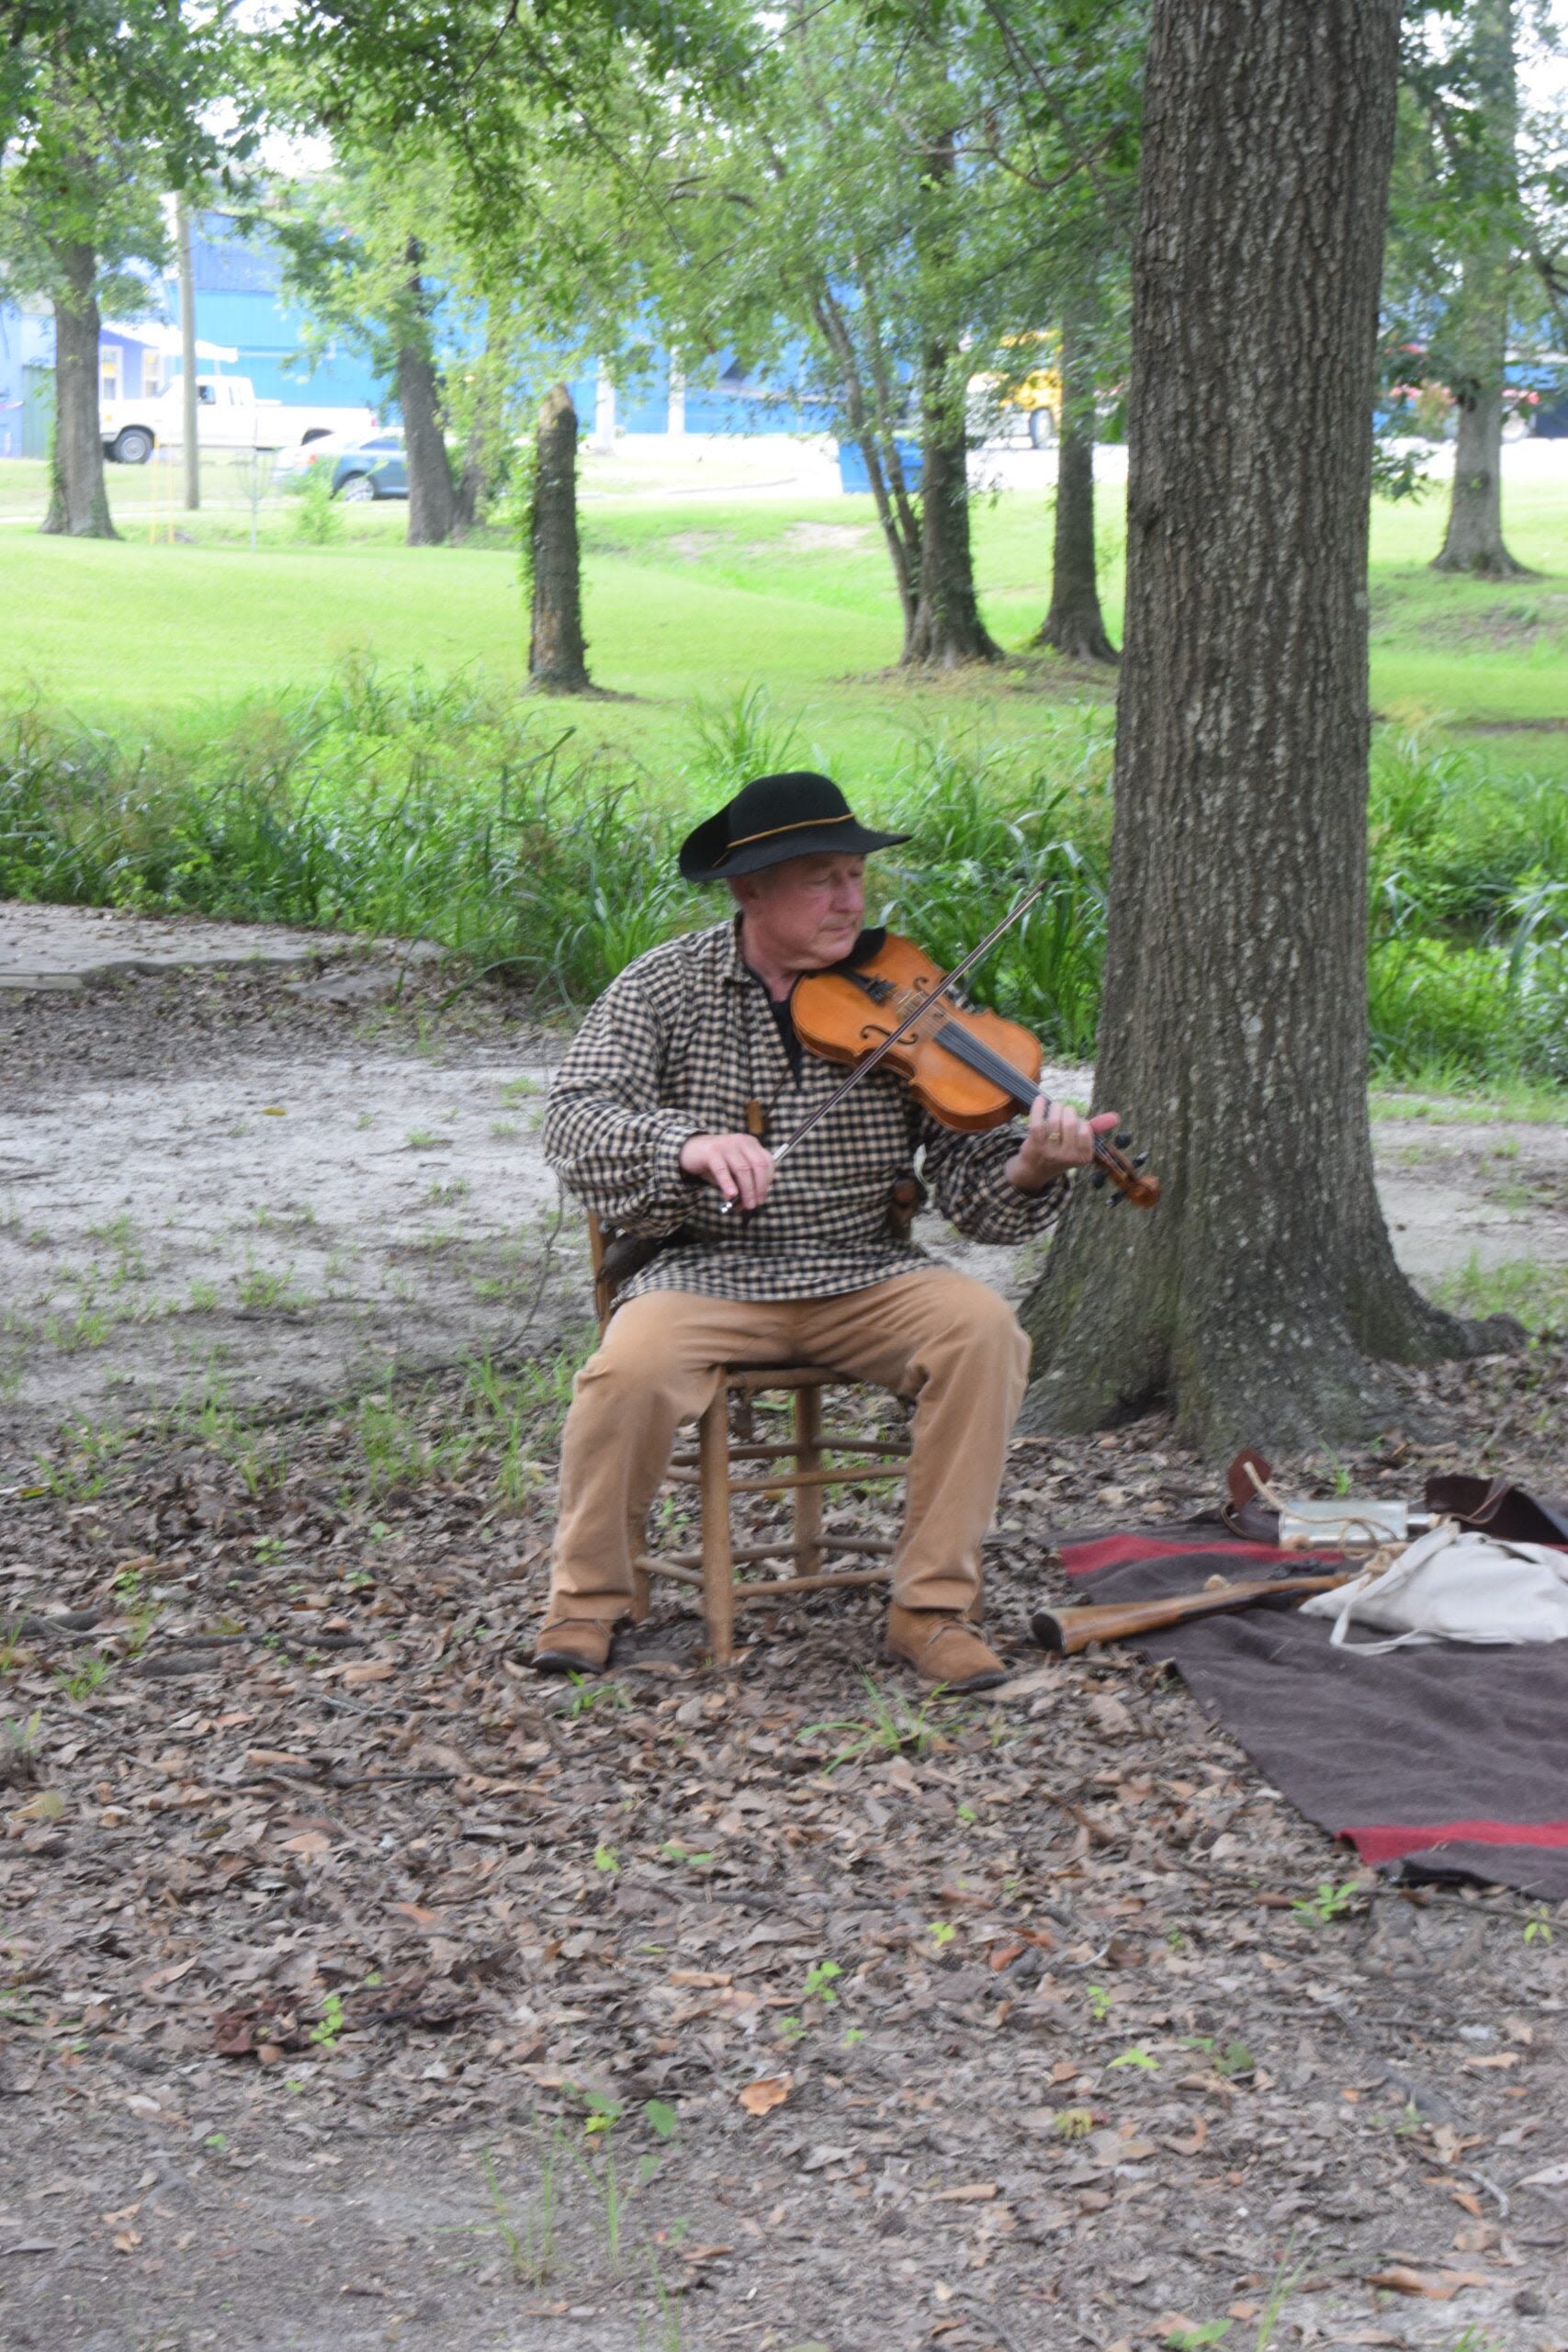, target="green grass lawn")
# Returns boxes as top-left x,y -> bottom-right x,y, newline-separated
2,452 -> 1565,783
